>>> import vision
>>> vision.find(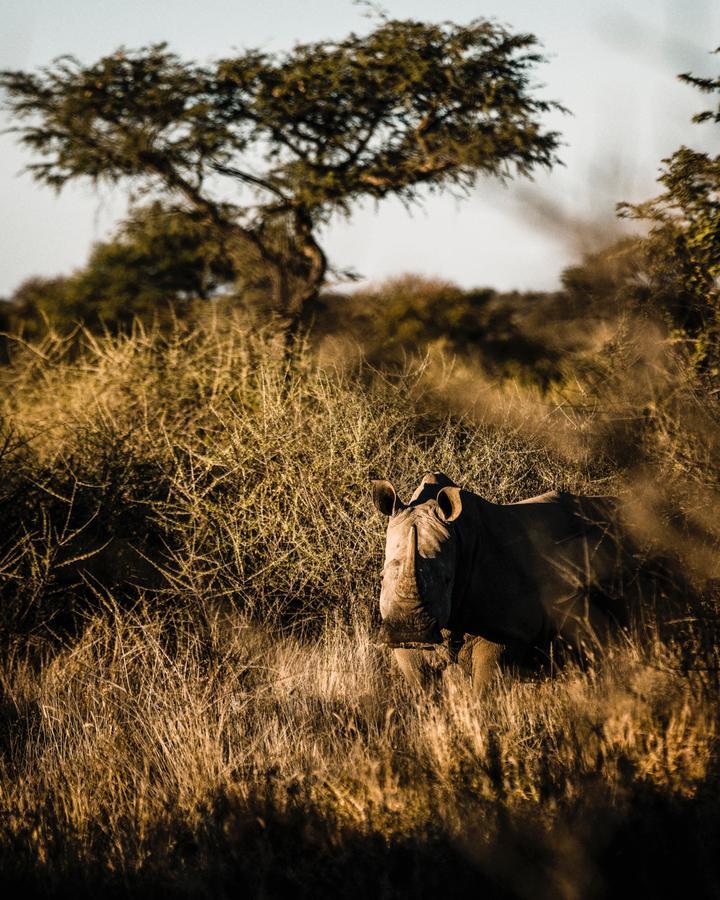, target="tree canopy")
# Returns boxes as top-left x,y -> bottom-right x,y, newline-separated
618,49 -> 720,365
1,16 -> 563,339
